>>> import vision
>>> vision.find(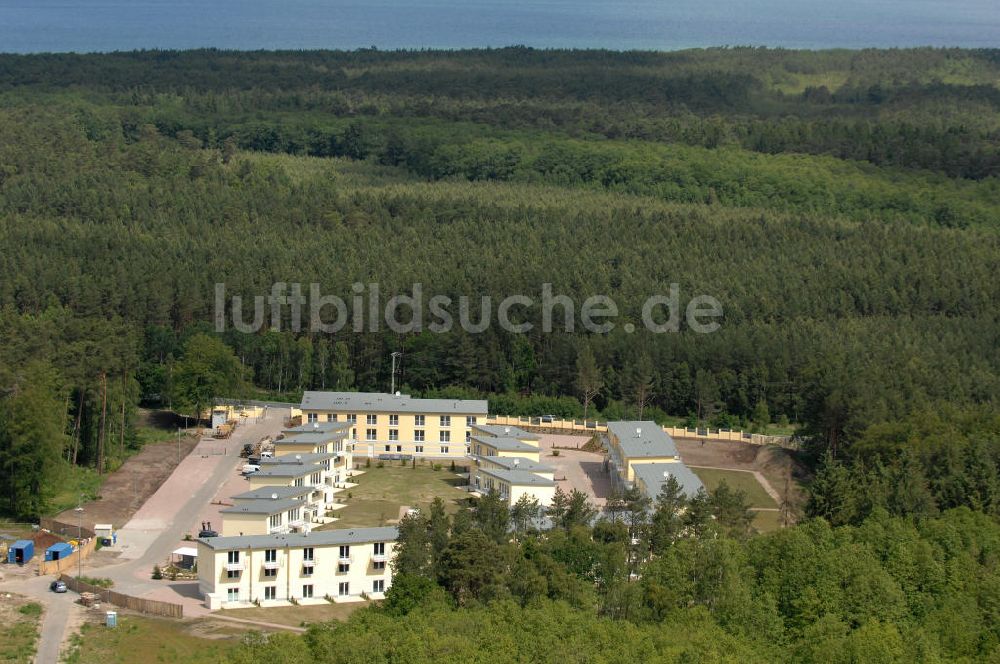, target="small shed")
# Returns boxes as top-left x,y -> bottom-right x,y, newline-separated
94,524 -> 116,546
7,540 -> 34,565
44,542 -> 74,561
172,546 -> 198,570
